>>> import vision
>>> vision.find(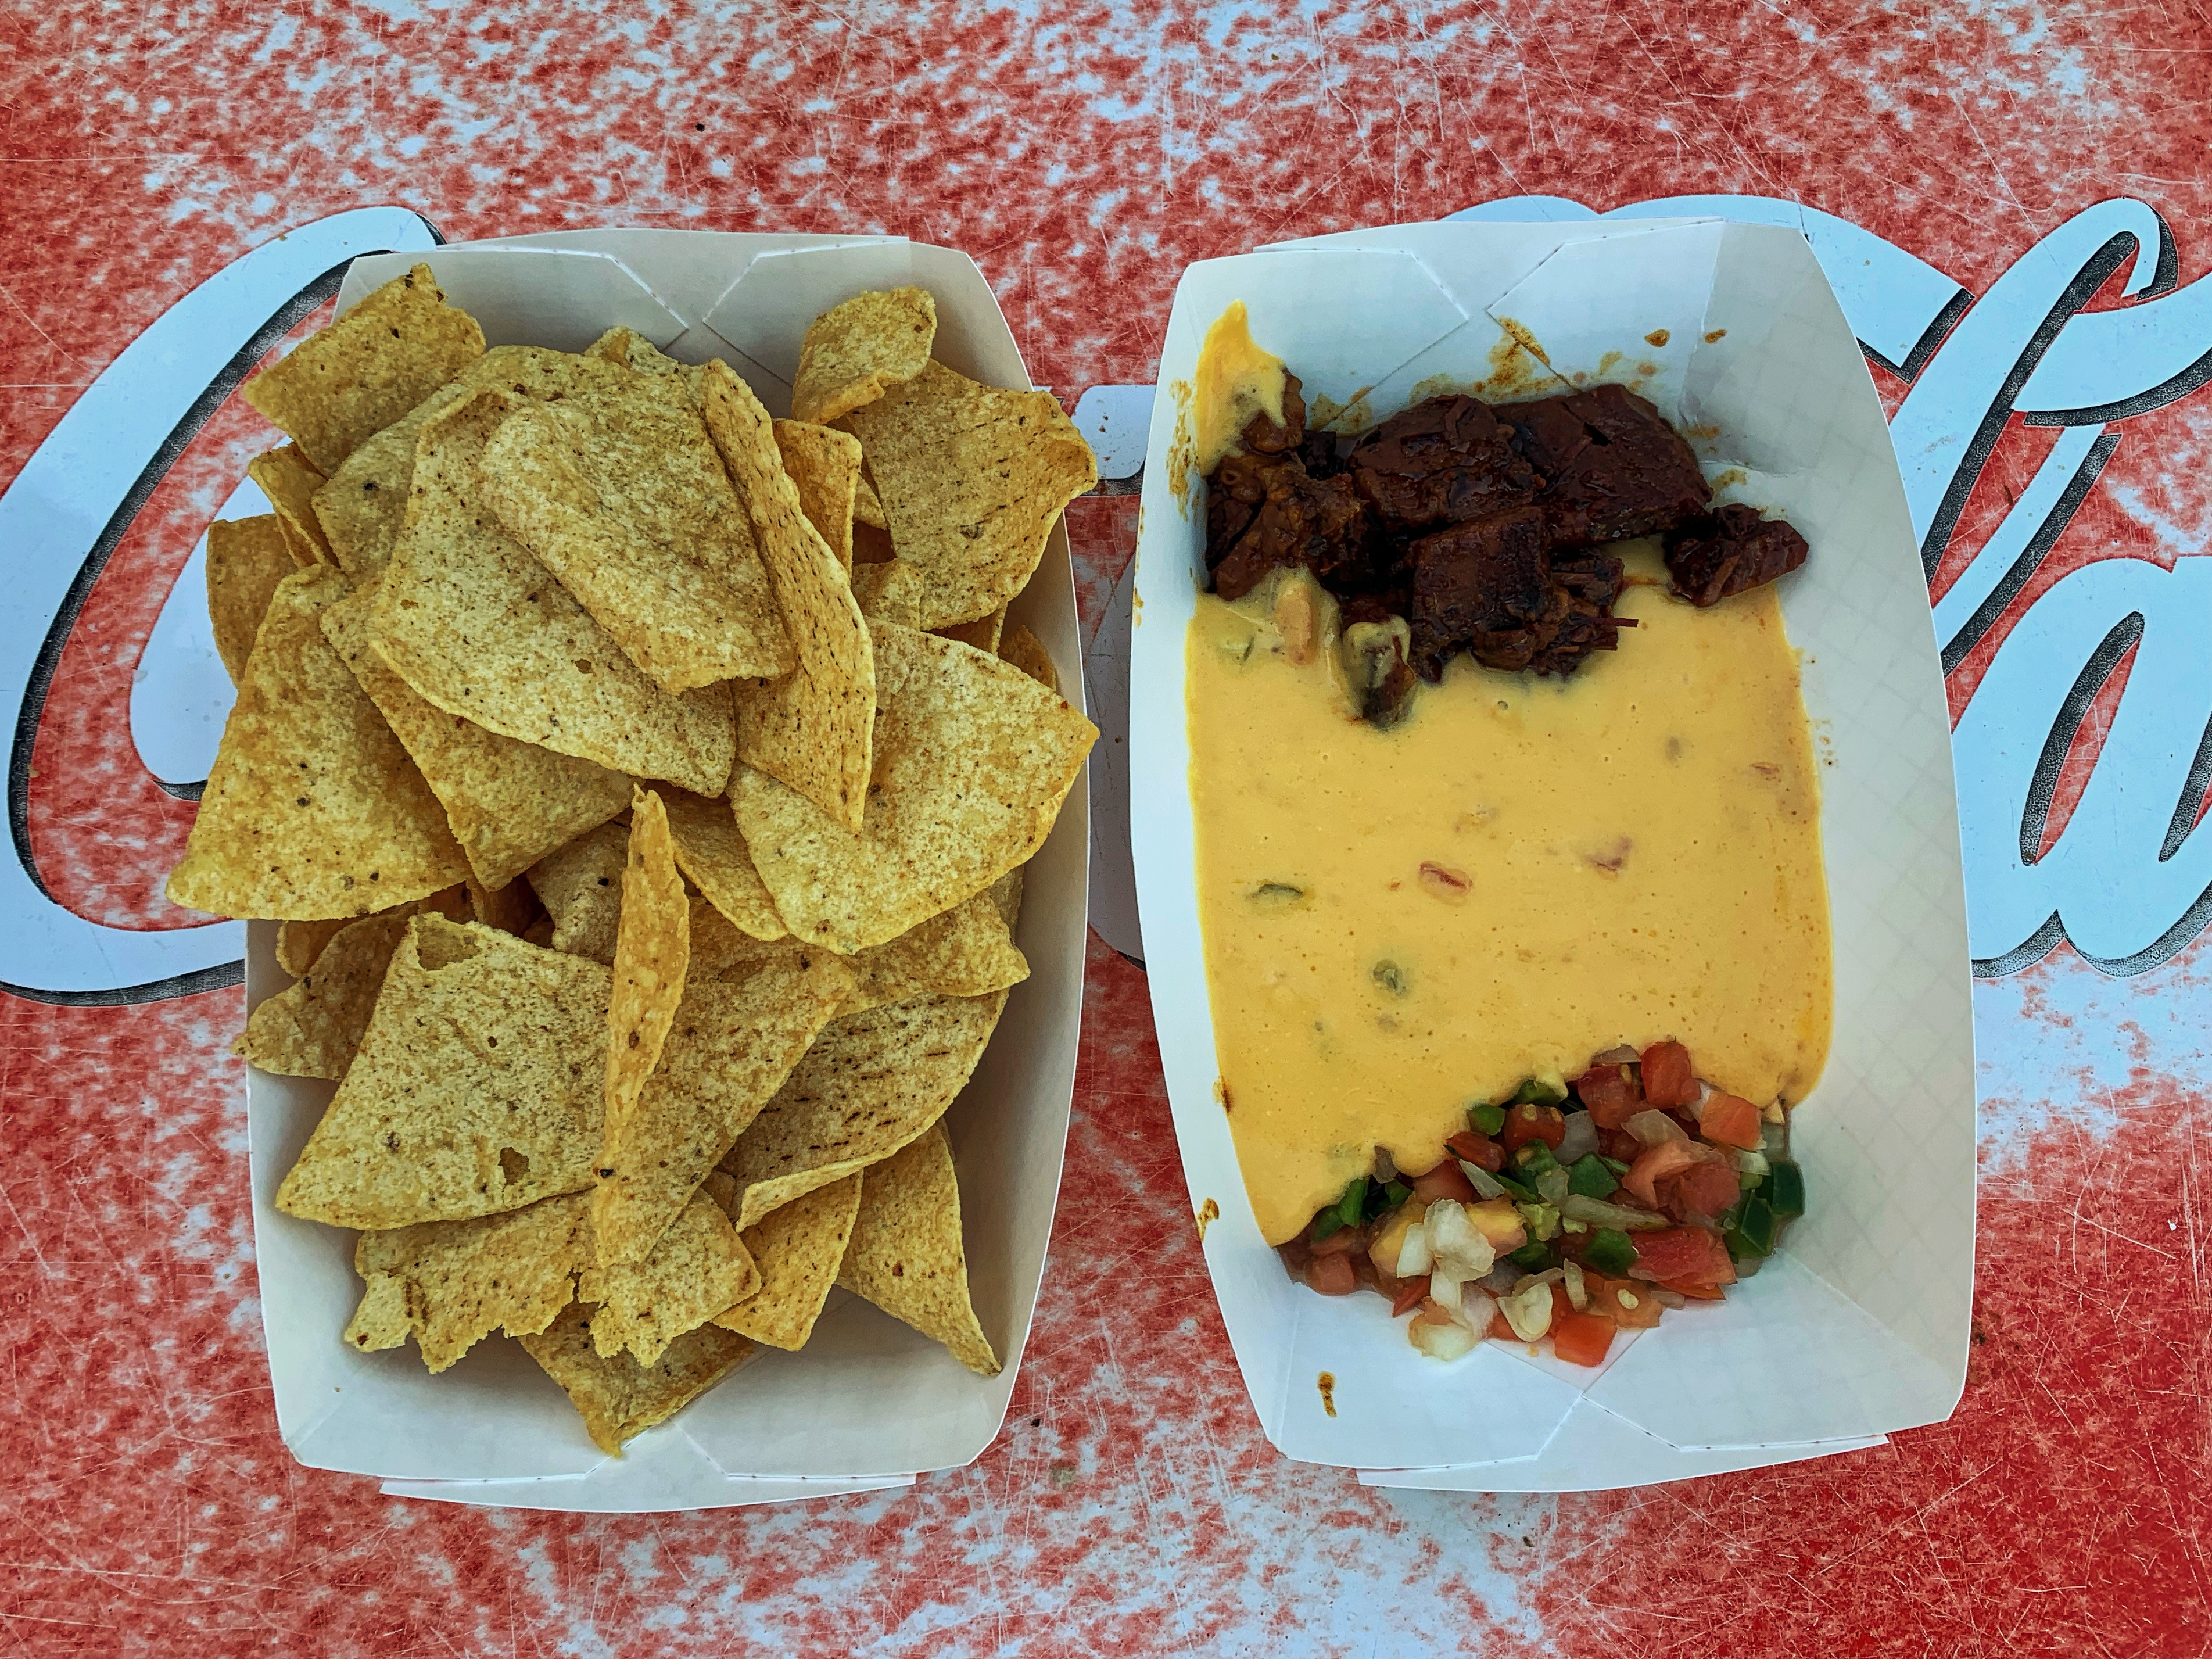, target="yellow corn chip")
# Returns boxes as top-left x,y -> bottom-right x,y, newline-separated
578,1187 -> 761,1366
321,588 -> 632,890
838,360 -> 1098,628
586,326 -> 684,376
478,366 -> 791,693
242,264 -> 485,474
591,918 -> 851,1264
521,1300 -> 754,1455
688,897 -> 805,979
276,884 -> 465,977
852,468 -> 887,530
370,387 -> 737,796
711,1173 -> 860,1352
601,789 -> 689,1198
701,361 -> 875,832
344,1191 -> 593,1373
246,444 -> 332,567
205,515 -> 296,686
934,608 -> 1005,654
844,890 -> 1028,1013
999,622 -> 1059,694
849,559 -> 923,629
719,988 -> 1006,1231
772,418 -> 862,574
791,286 -> 937,427
275,916 -> 610,1228
990,866 -> 1024,933
167,567 -> 470,920
236,908 -> 411,1079
837,1121 -> 1000,1377
733,625 -> 1095,952
526,821 -> 629,965
662,787 -> 786,942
